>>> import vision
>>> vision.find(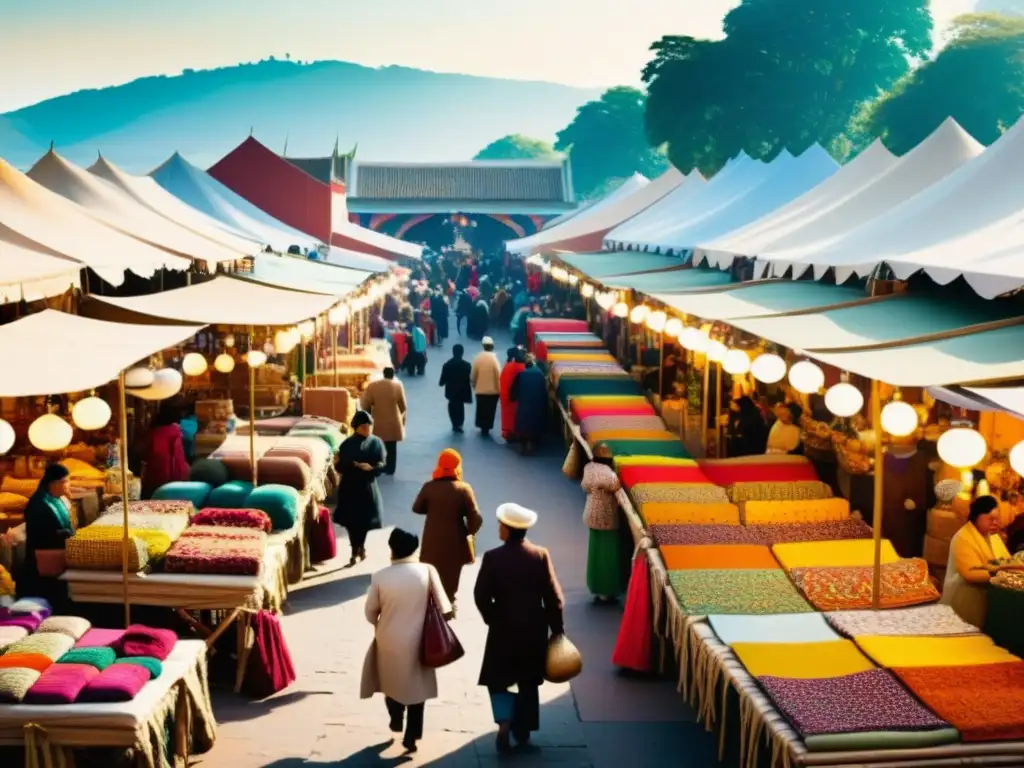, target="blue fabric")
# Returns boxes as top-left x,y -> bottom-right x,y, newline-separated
207,480 -> 255,509
411,327 -> 428,354
151,481 -> 212,509
245,484 -> 300,530
513,367 -> 548,438
708,614 -> 841,646
489,691 -> 515,723
179,416 -> 198,462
